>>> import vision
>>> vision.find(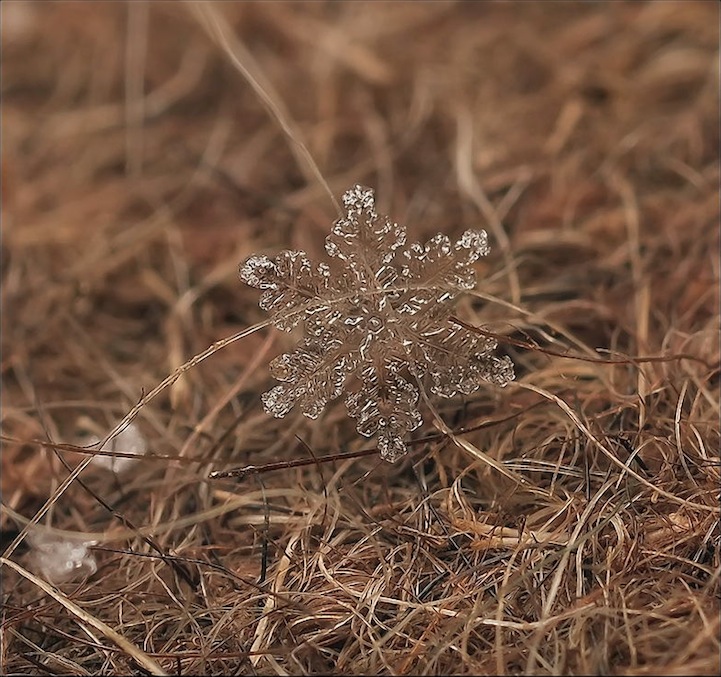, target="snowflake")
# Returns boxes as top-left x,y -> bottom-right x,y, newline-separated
240,185 -> 514,462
